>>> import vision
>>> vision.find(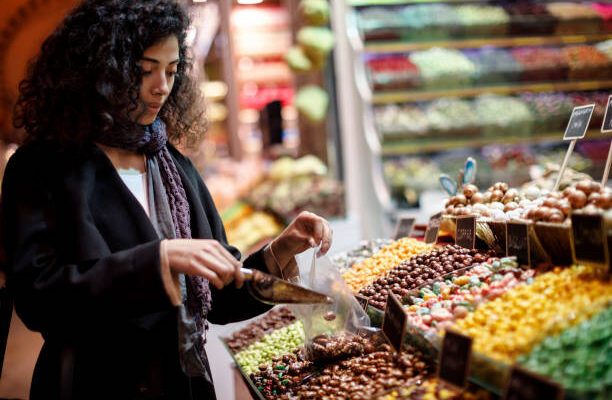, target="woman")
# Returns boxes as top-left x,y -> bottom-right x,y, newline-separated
3,1 -> 332,399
